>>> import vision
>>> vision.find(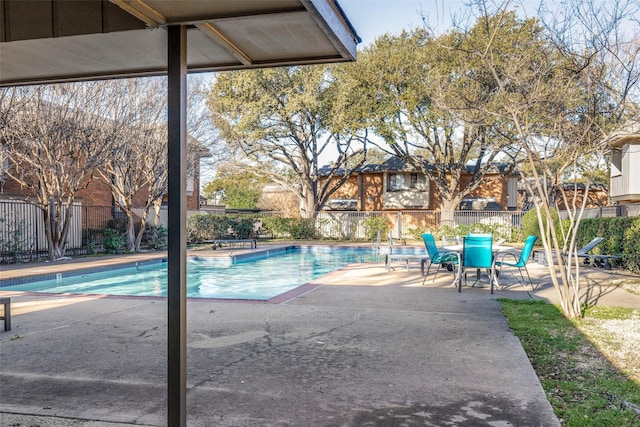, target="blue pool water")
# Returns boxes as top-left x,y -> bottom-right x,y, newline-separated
4,246 -> 423,300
